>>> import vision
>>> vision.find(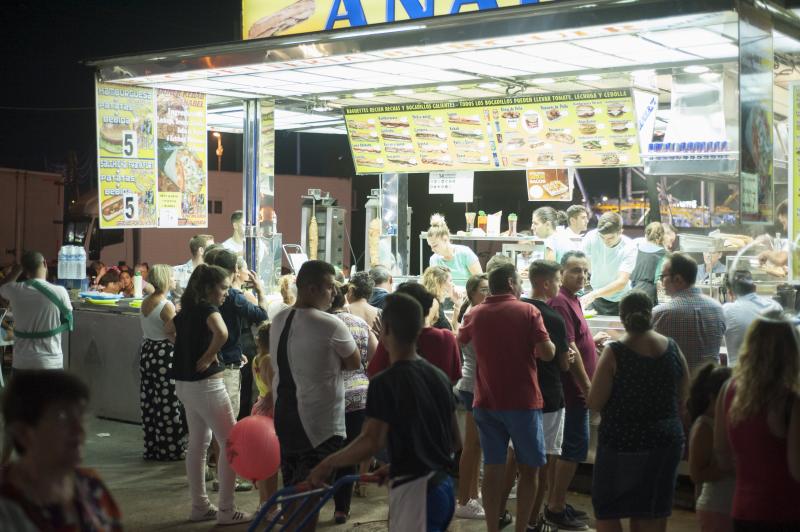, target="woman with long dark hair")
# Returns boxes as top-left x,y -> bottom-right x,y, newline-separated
165,264 -> 251,526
